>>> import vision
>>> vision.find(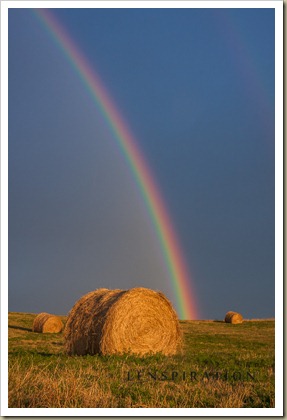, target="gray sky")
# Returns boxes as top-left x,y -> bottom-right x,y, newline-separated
8,8 -> 275,319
